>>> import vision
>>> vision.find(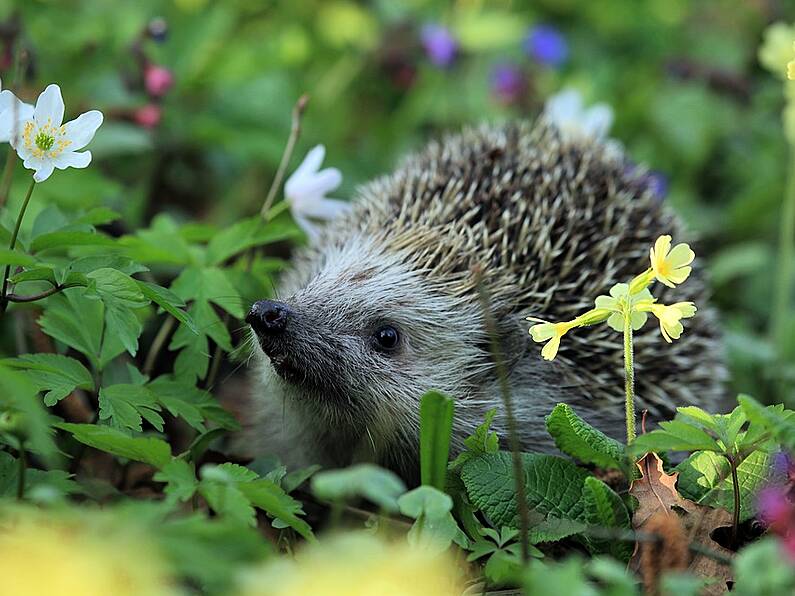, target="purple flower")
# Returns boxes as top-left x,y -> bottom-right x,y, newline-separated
758,486 -> 791,528
645,171 -> 669,199
420,24 -> 458,68
490,63 -> 526,105
523,25 -> 568,68
772,451 -> 794,477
